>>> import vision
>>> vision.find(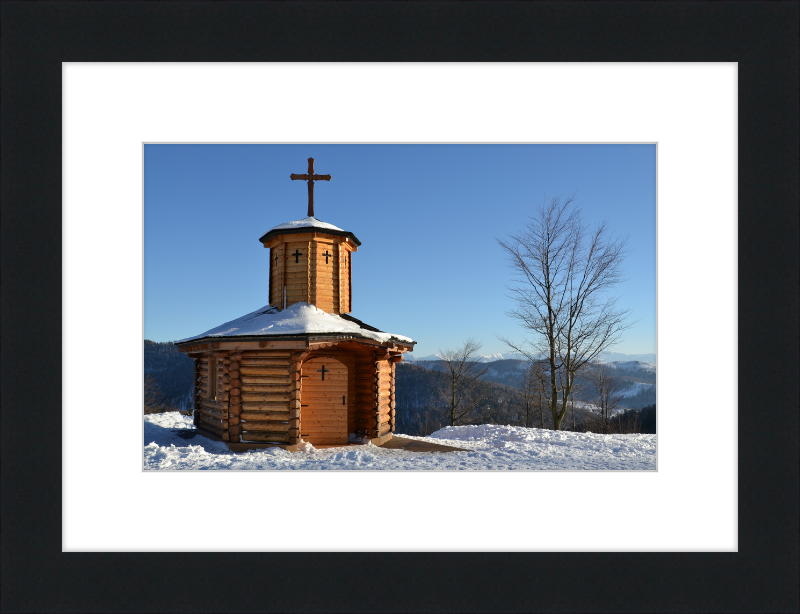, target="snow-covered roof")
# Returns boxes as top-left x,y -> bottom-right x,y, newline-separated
268,216 -> 344,233
177,302 -> 413,346
259,217 -> 361,245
